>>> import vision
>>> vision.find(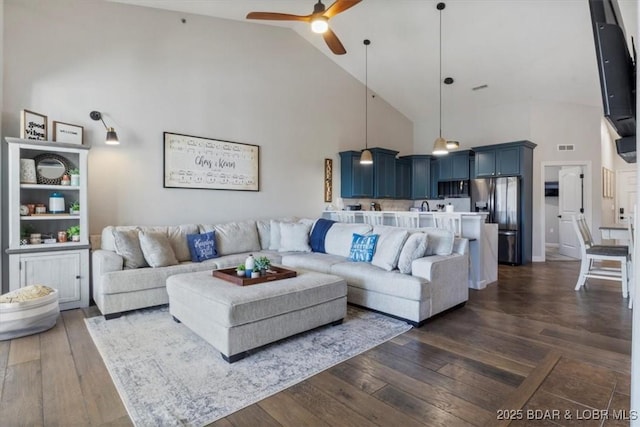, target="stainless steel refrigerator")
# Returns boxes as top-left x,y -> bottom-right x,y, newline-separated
471,177 -> 521,265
